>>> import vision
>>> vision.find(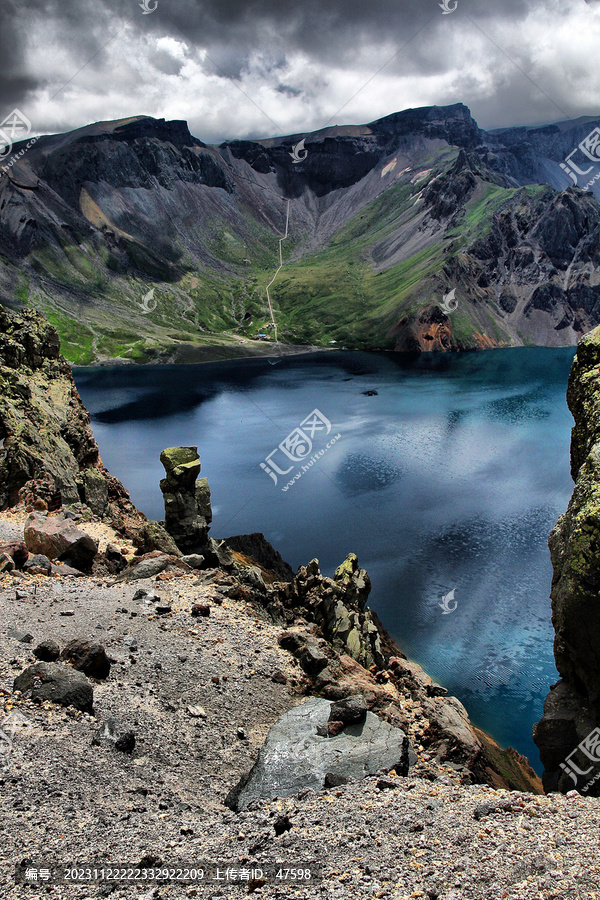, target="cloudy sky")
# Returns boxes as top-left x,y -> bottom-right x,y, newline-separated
1,0 -> 600,144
